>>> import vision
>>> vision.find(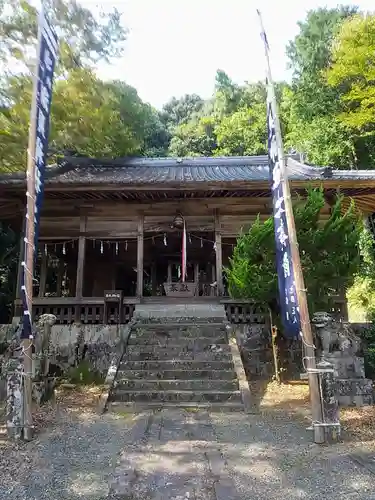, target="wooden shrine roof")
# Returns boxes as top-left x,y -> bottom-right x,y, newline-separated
2,155 -> 375,215
1,155 -> 375,187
